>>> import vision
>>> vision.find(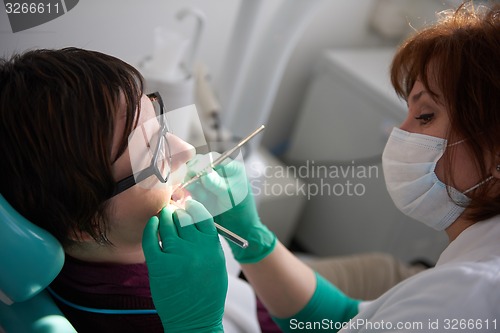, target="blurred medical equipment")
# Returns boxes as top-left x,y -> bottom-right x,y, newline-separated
176,6 -> 206,77
195,63 -> 223,140
218,0 -> 325,153
139,6 -> 206,144
140,26 -> 194,116
0,194 -> 76,332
